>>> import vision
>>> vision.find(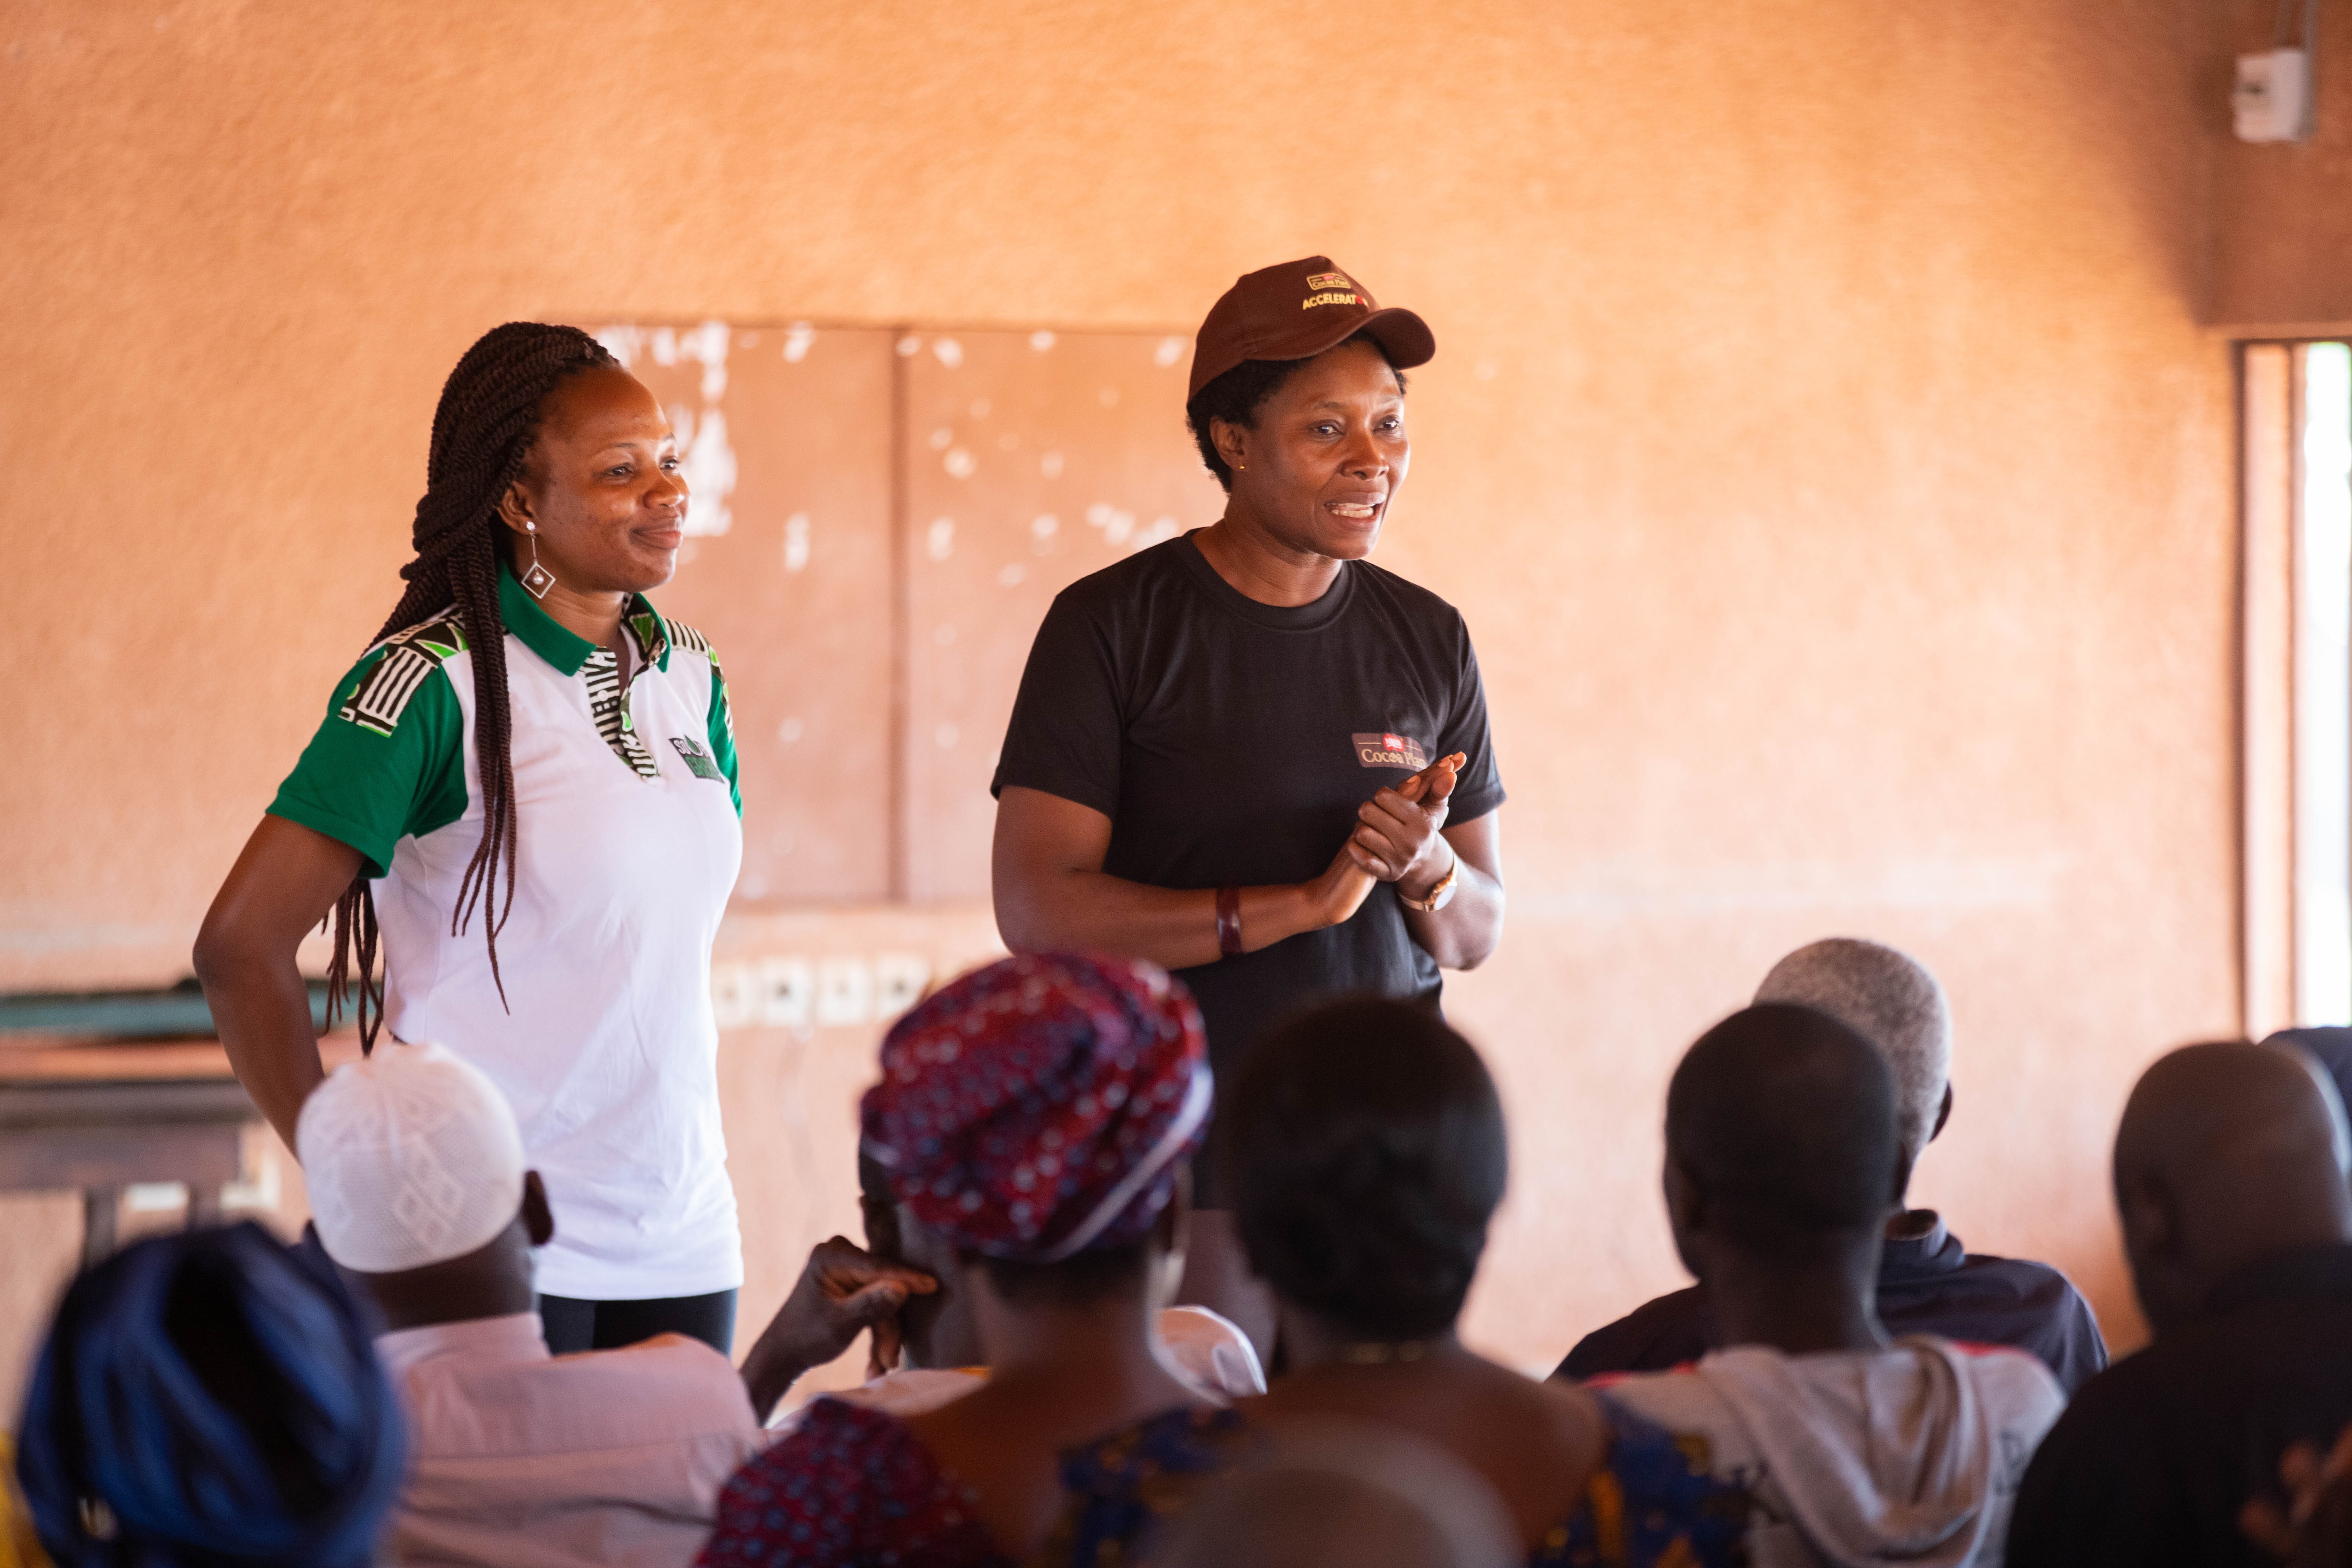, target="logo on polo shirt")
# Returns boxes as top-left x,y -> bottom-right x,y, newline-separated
1352,732 -> 1429,771
668,735 -> 725,782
